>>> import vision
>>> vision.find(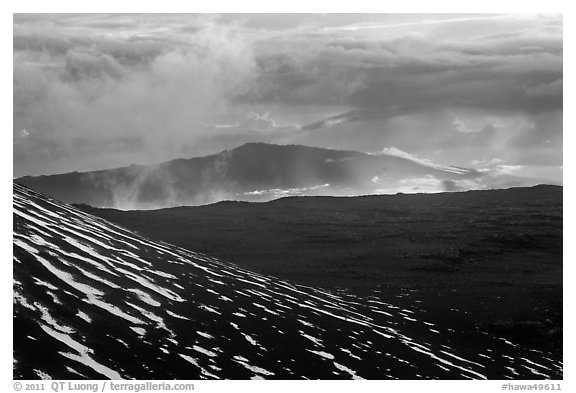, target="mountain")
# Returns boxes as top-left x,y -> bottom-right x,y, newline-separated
13,183 -> 562,379
16,143 -> 485,210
